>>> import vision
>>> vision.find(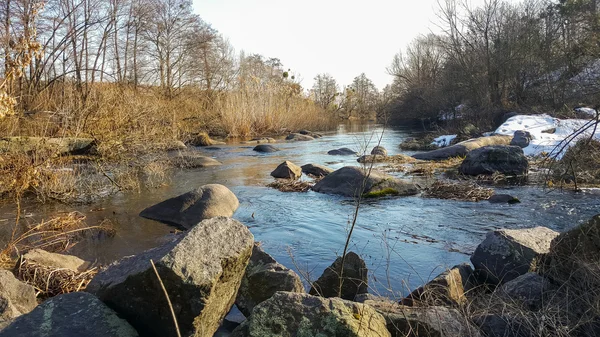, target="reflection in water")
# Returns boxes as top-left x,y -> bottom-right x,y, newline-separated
1,123 -> 599,296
